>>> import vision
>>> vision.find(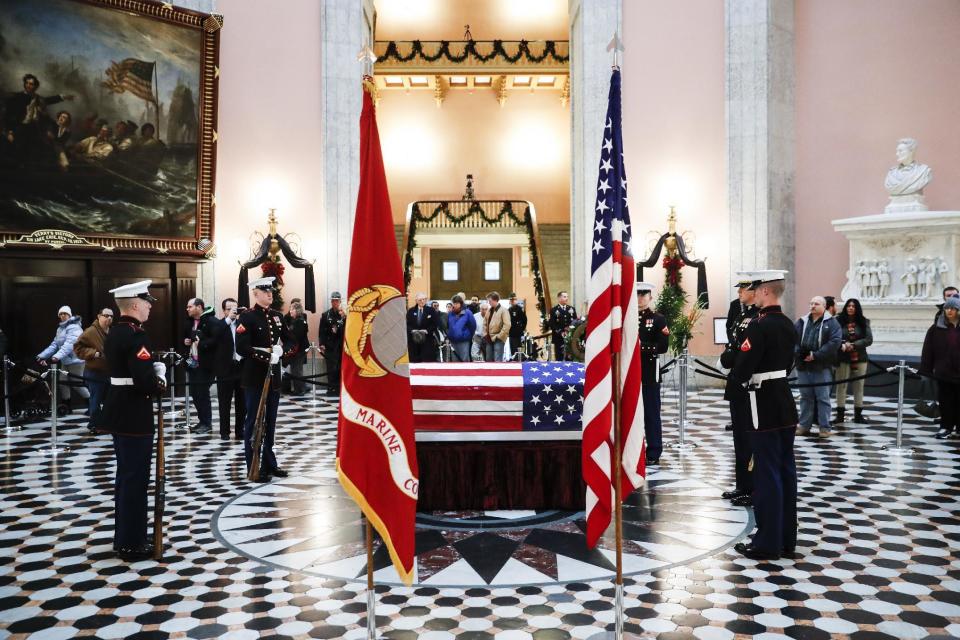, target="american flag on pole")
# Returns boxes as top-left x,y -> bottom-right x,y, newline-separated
103,58 -> 157,103
581,68 -> 645,549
